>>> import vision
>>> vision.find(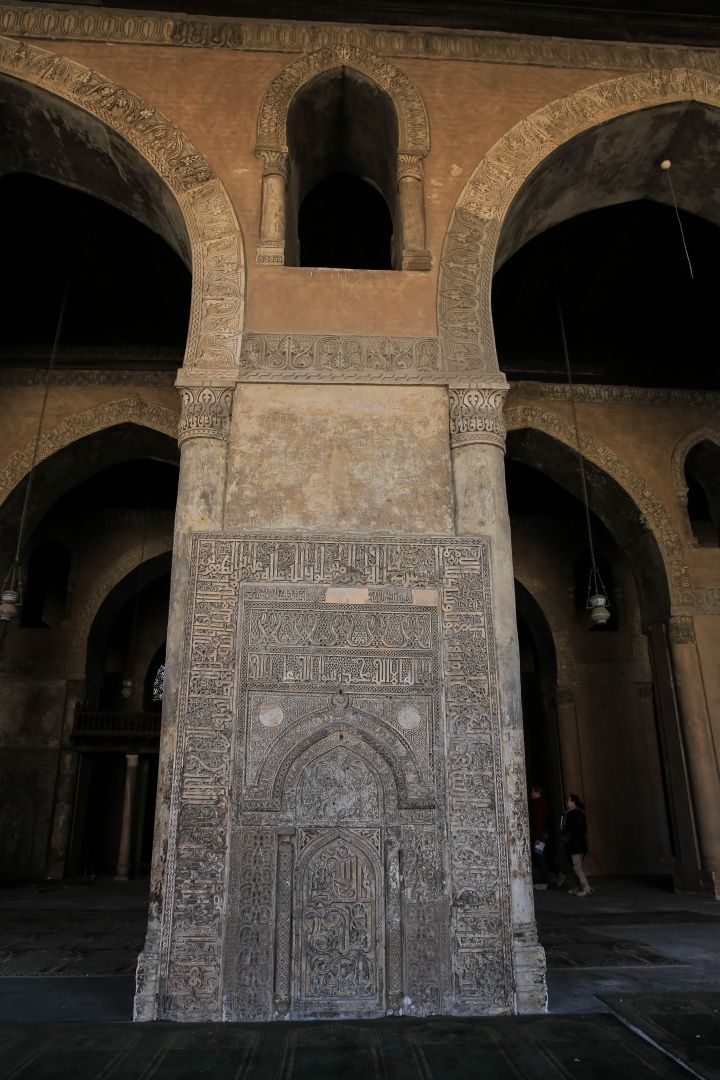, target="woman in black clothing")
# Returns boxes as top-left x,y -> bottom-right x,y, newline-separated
561,793 -> 593,896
